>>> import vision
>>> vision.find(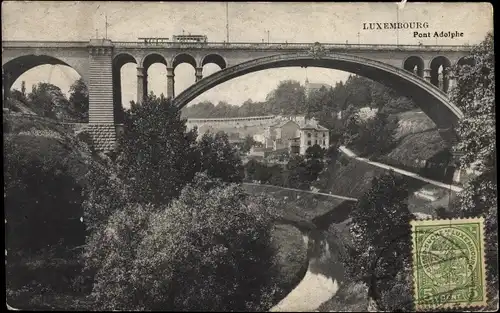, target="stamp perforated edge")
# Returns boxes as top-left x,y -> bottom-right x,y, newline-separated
410,217 -> 488,311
